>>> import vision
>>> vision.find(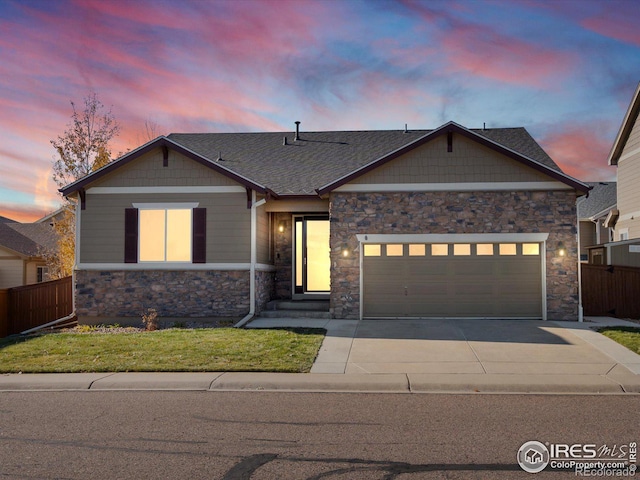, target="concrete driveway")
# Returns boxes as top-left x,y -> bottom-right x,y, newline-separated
248,316 -> 640,392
